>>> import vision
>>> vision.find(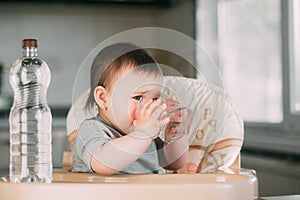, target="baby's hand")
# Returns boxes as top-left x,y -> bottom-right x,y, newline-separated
133,99 -> 169,139
165,95 -> 181,111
